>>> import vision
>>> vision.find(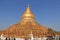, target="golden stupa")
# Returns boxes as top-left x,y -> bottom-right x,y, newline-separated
0,5 -> 56,38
